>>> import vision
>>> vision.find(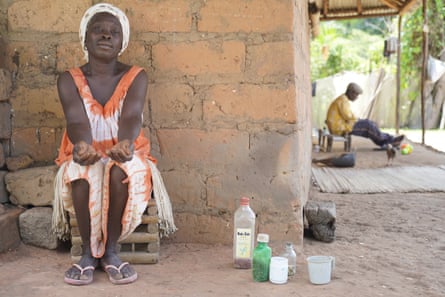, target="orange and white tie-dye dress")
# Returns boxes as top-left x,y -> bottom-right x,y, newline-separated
54,66 -> 155,258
